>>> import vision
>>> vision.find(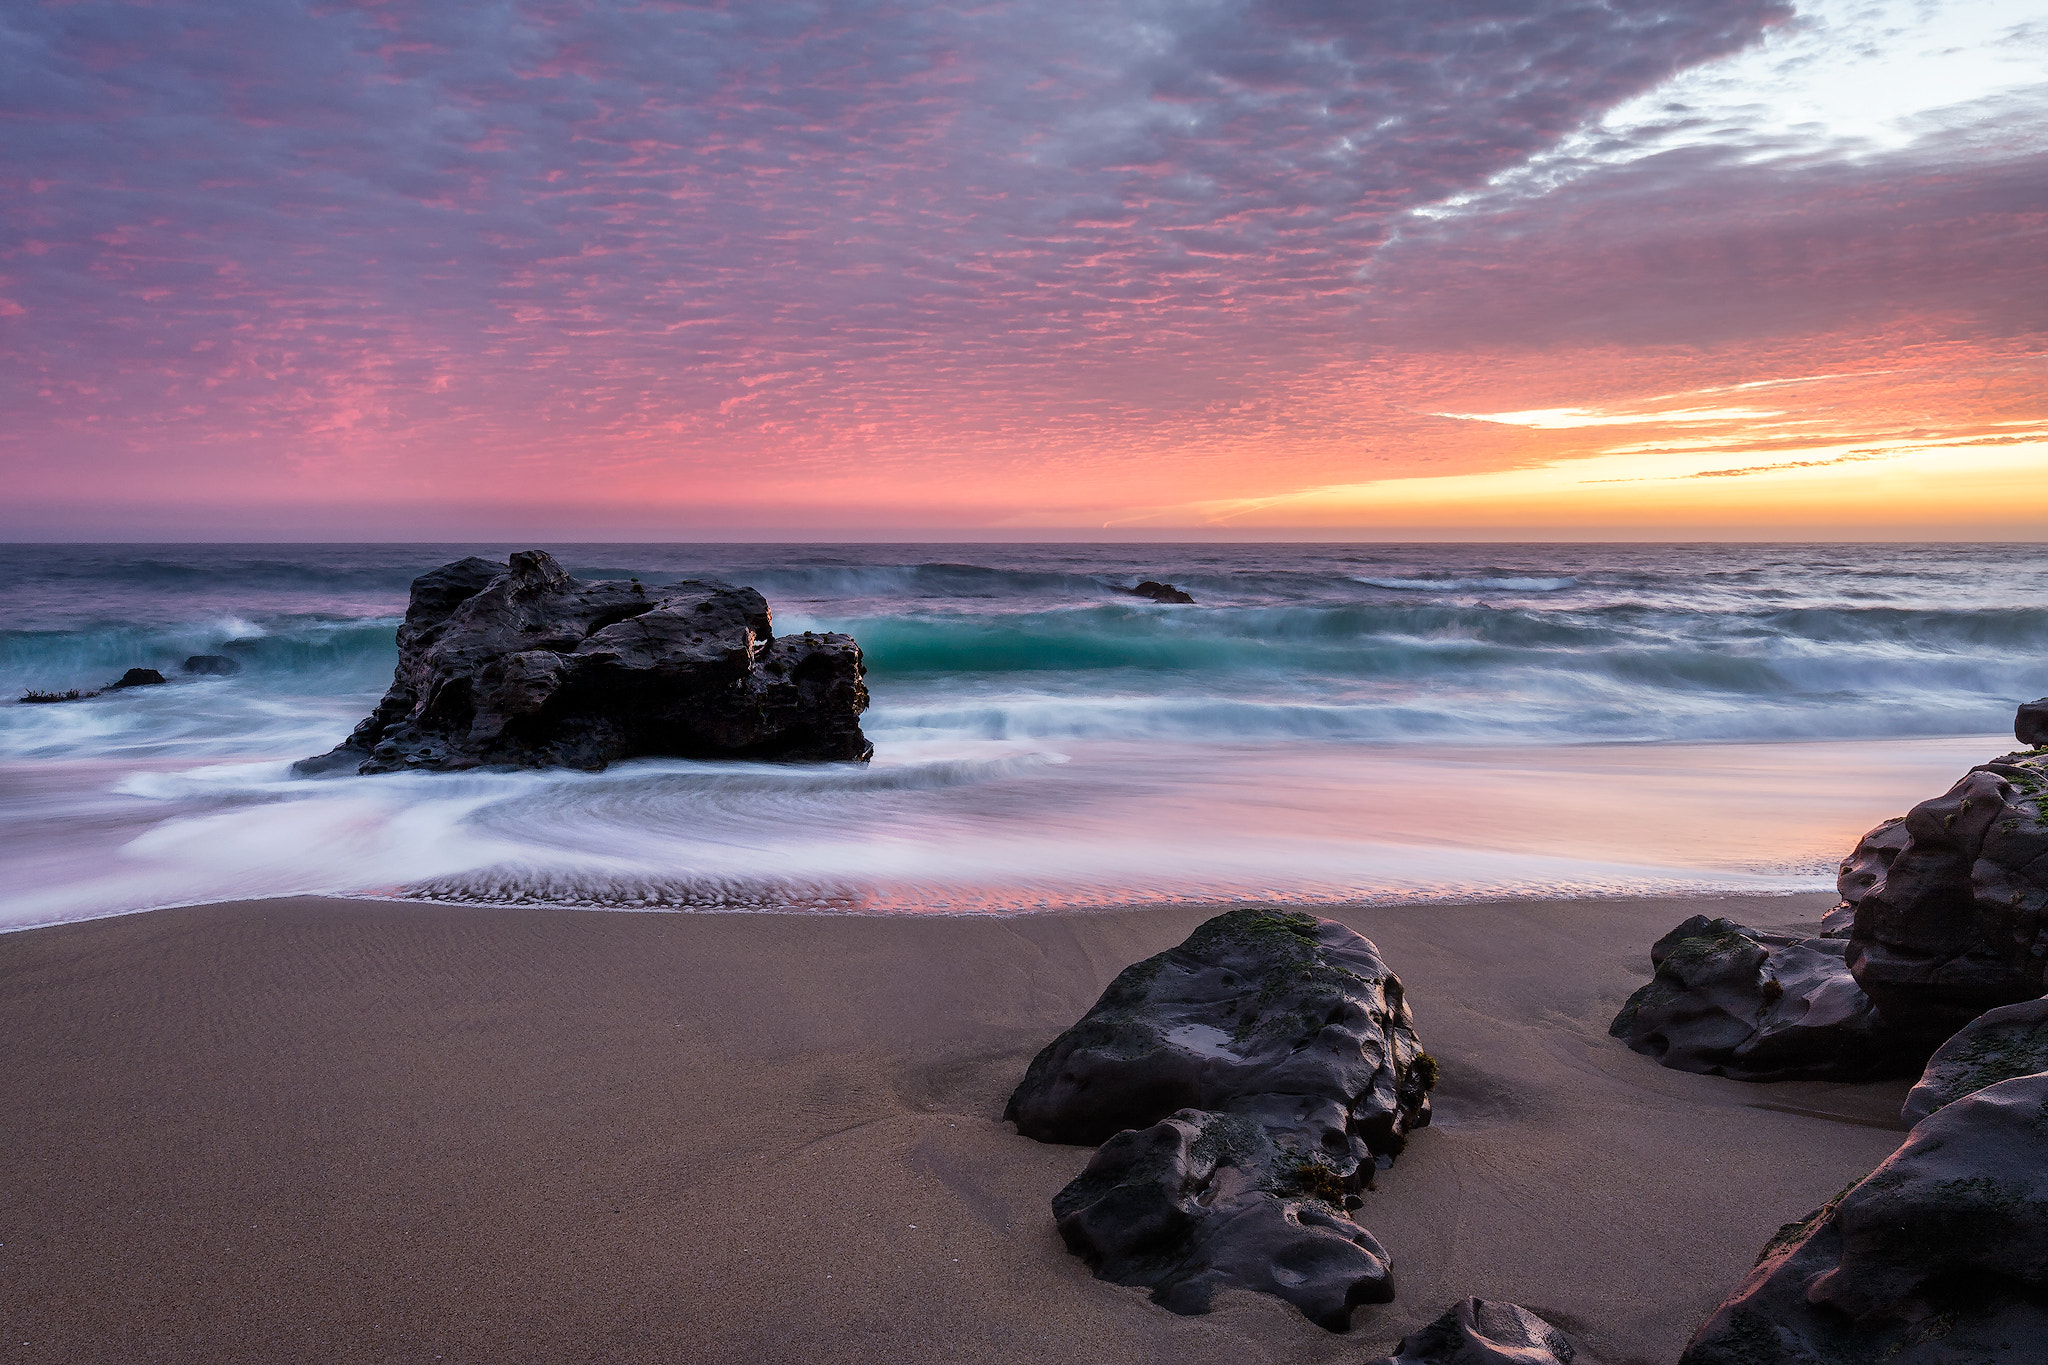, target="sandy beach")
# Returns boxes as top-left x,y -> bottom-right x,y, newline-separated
1,891 -> 1913,1364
